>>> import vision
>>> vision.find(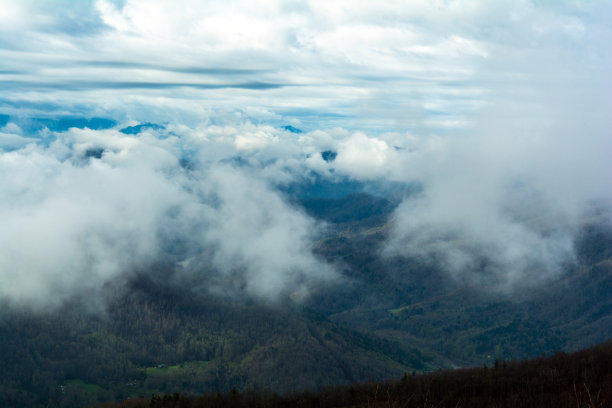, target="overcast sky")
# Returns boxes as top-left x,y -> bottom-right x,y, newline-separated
5,0 -> 606,131
1,0 -> 611,308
